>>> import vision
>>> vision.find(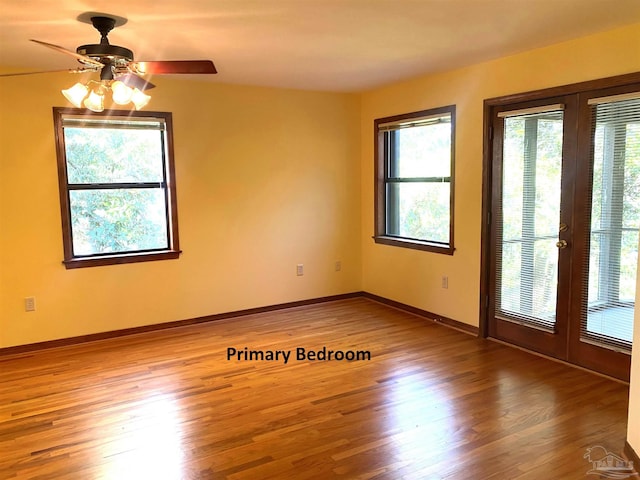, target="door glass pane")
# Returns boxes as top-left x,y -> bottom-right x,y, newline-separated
496,110 -> 564,329
584,98 -> 640,350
